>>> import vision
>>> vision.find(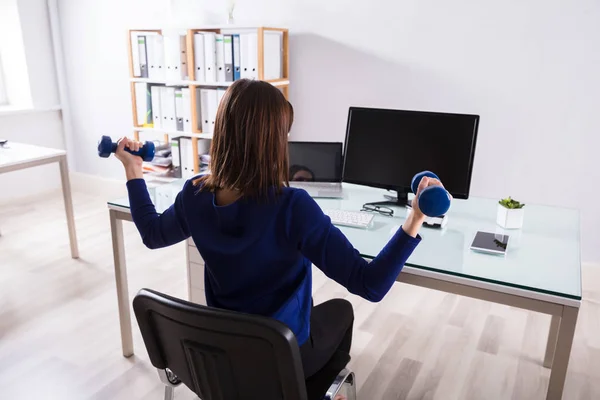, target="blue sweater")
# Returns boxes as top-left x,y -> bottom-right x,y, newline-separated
127,178 -> 421,345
